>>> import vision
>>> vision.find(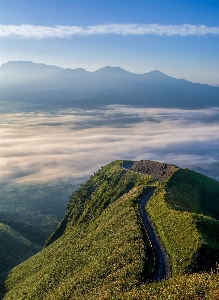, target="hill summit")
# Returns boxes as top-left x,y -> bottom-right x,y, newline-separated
1,160 -> 219,299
